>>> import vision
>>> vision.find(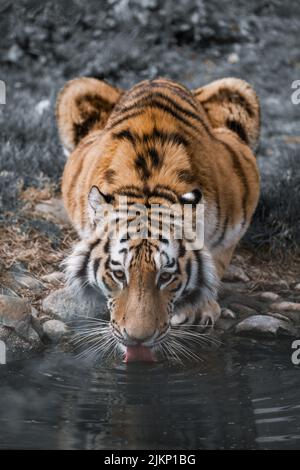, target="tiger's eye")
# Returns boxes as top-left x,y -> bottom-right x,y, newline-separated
114,270 -> 126,281
159,272 -> 173,283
